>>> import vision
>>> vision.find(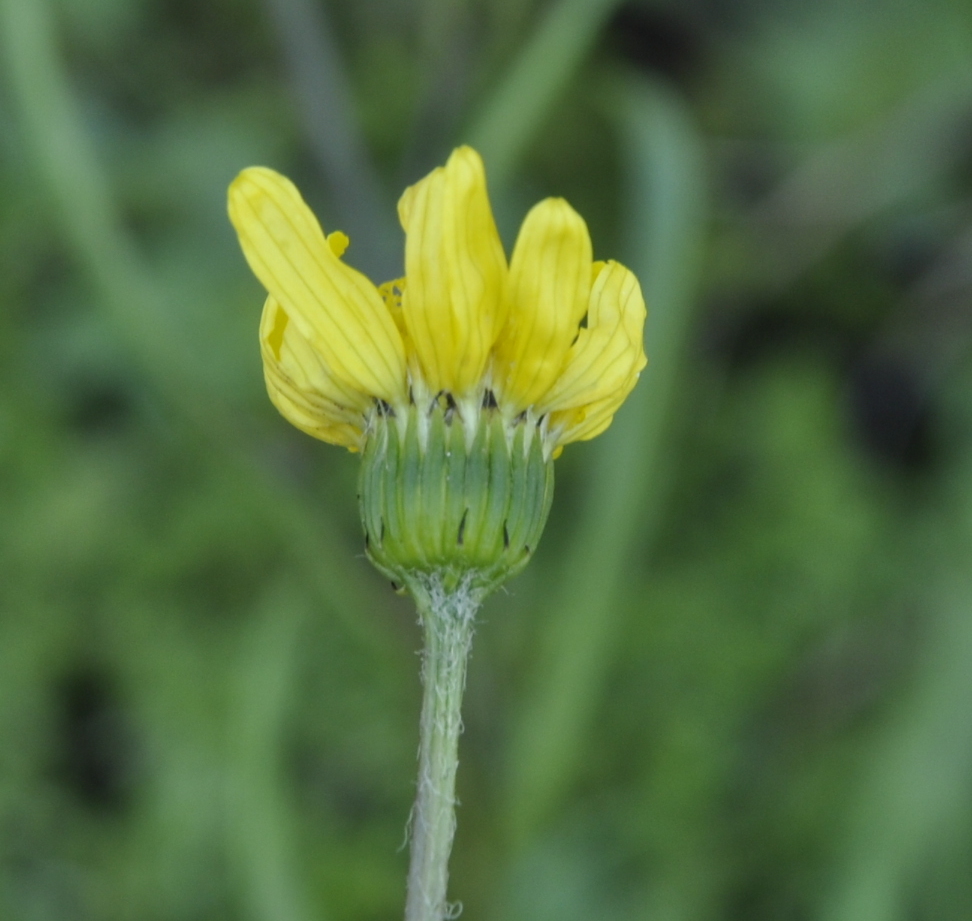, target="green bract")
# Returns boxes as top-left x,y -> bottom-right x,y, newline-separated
359,401 -> 555,596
